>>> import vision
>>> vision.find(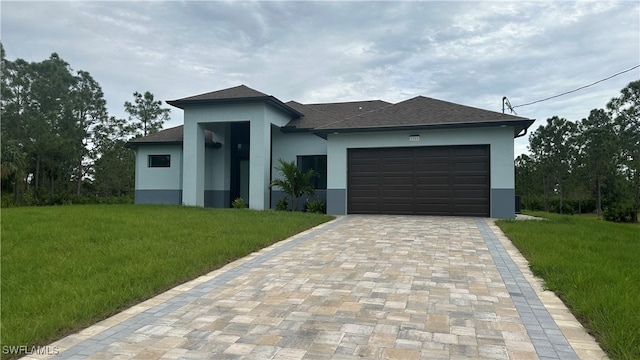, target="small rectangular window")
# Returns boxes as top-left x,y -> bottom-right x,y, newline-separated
148,155 -> 171,168
297,155 -> 327,190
